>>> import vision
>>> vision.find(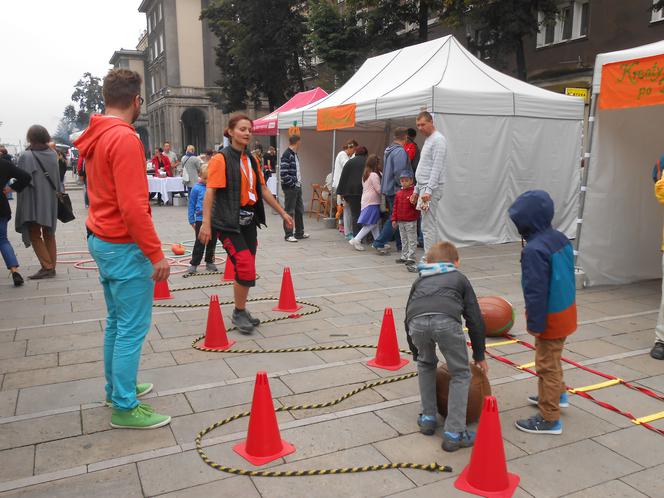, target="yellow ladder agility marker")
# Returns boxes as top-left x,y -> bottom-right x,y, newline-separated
568,378 -> 622,394
517,361 -> 535,370
632,411 -> 664,425
484,340 -> 518,348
